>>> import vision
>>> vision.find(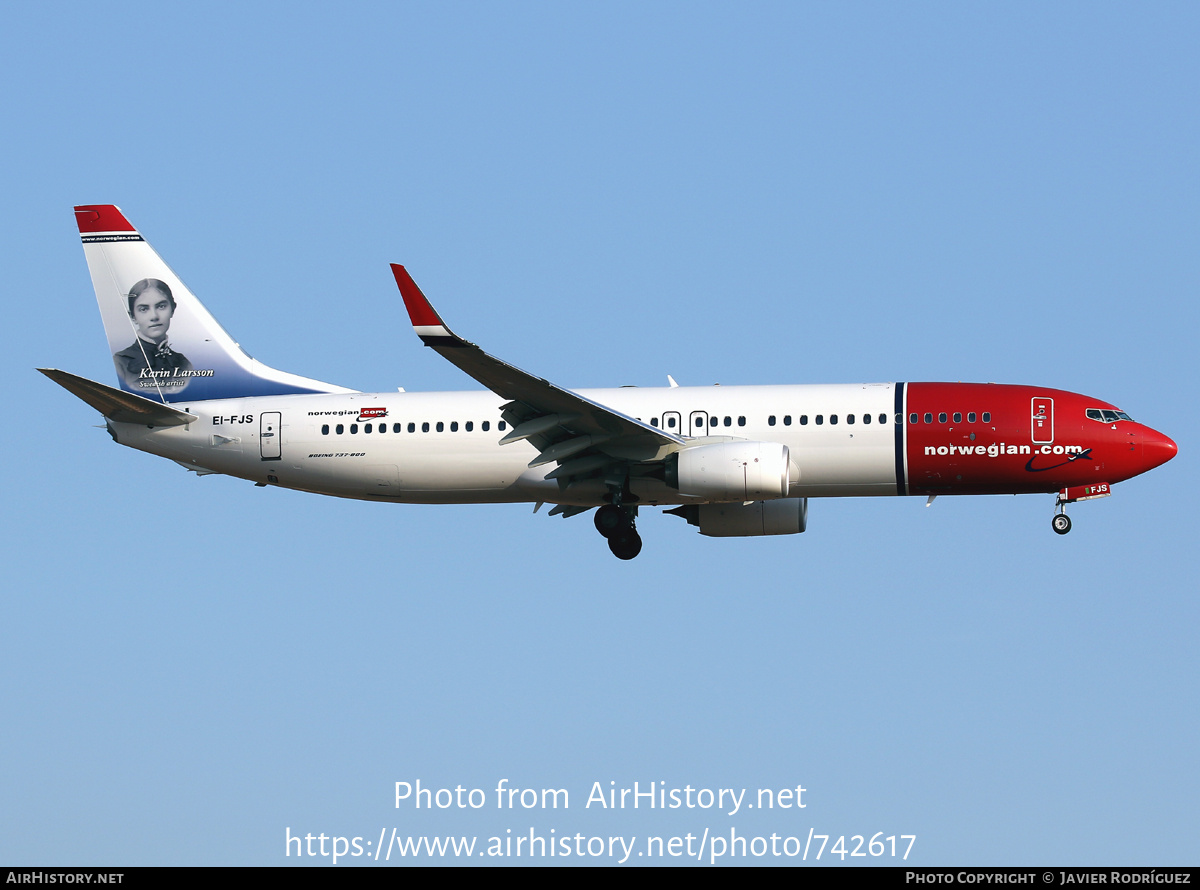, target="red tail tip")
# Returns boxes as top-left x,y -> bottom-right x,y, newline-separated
74,205 -> 135,234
